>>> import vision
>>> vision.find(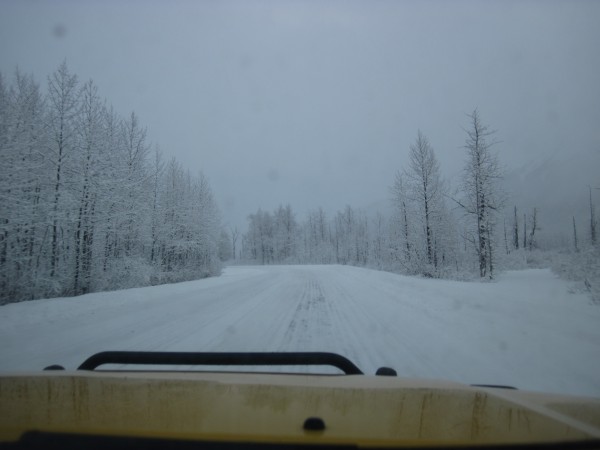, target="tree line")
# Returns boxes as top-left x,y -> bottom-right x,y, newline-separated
241,110 -> 504,279
239,109 -> 598,290
0,63 -> 222,304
